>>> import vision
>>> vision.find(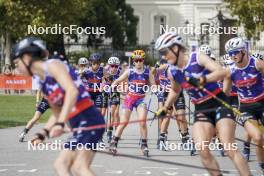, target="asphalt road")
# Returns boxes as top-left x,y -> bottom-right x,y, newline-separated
0,94 -> 261,176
